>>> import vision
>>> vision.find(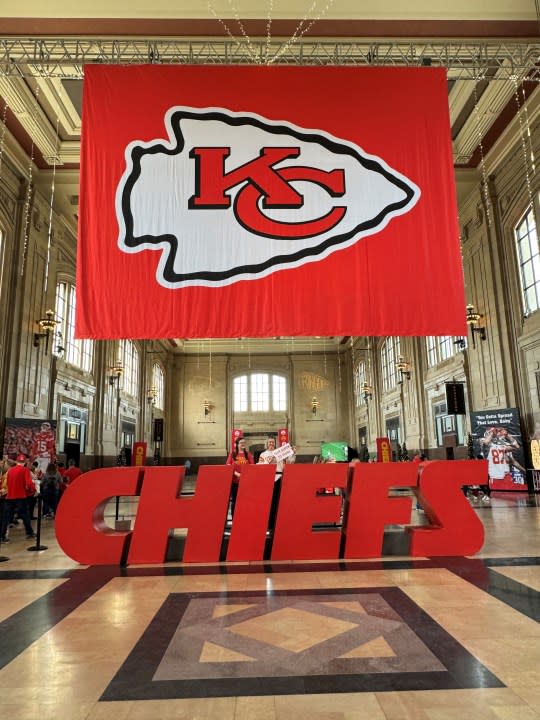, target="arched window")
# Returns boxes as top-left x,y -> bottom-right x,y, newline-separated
233,373 -> 287,412
354,362 -> 367,406
381,337 -> 401,392
118,339 -> 139,397
152,363 -> 165,410
426,336 -> 460,367
54,281 -> 93,372
515,204 -> 540,316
